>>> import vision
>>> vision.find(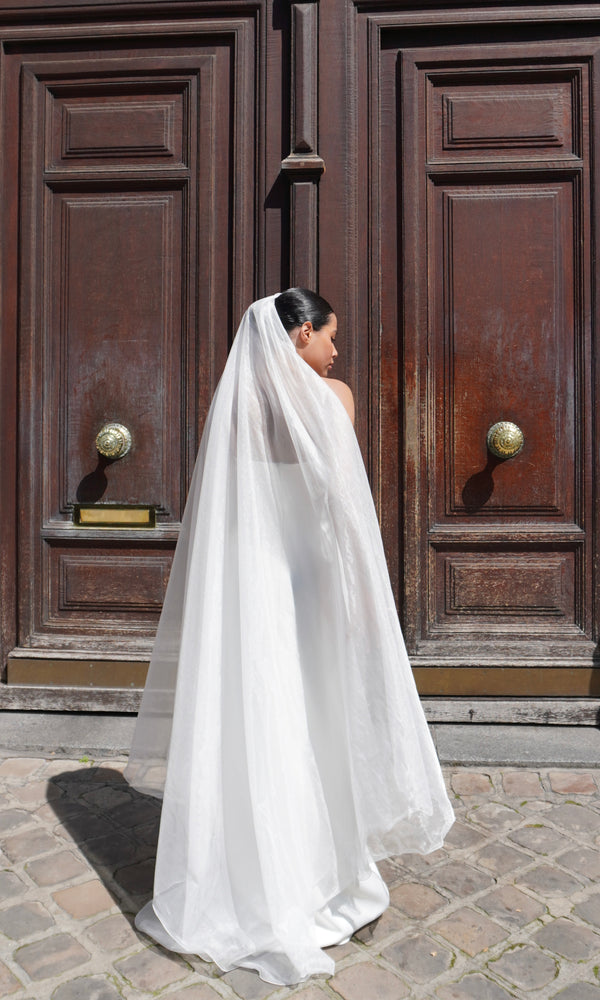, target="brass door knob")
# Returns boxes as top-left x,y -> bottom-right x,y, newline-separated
486,421 -> 524,459
95,423 -> 132,460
